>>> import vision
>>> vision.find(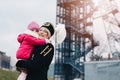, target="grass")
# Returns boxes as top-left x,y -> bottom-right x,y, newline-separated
48,77 -> 53,80
0,69 -> 19,80
0,69 -> 53,80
